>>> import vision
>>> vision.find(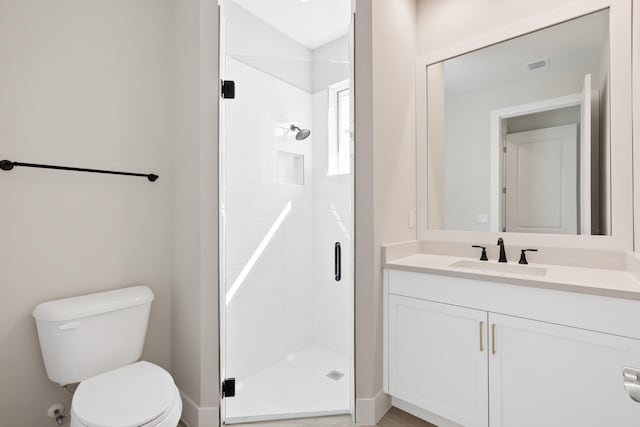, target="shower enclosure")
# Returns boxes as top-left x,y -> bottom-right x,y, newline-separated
219,0 -> 354,423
